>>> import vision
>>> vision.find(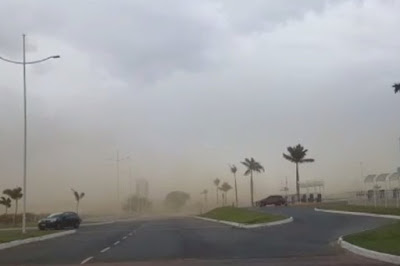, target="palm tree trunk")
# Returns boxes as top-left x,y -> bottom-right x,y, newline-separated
250,171 -> 254,207
76,200 -> 79,214
14,200 -> 18,225
234,173 -> 238,207
296,163 -> 300,202
216,188 -> 219,205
